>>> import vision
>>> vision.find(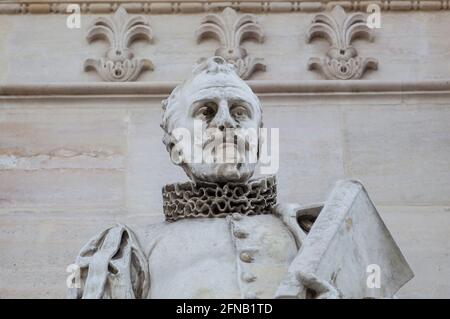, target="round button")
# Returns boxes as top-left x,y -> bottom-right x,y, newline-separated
233,229 -> 248,239
240,252 -> 253,263
242,272 -> 257,283
231,213 -> 242,221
